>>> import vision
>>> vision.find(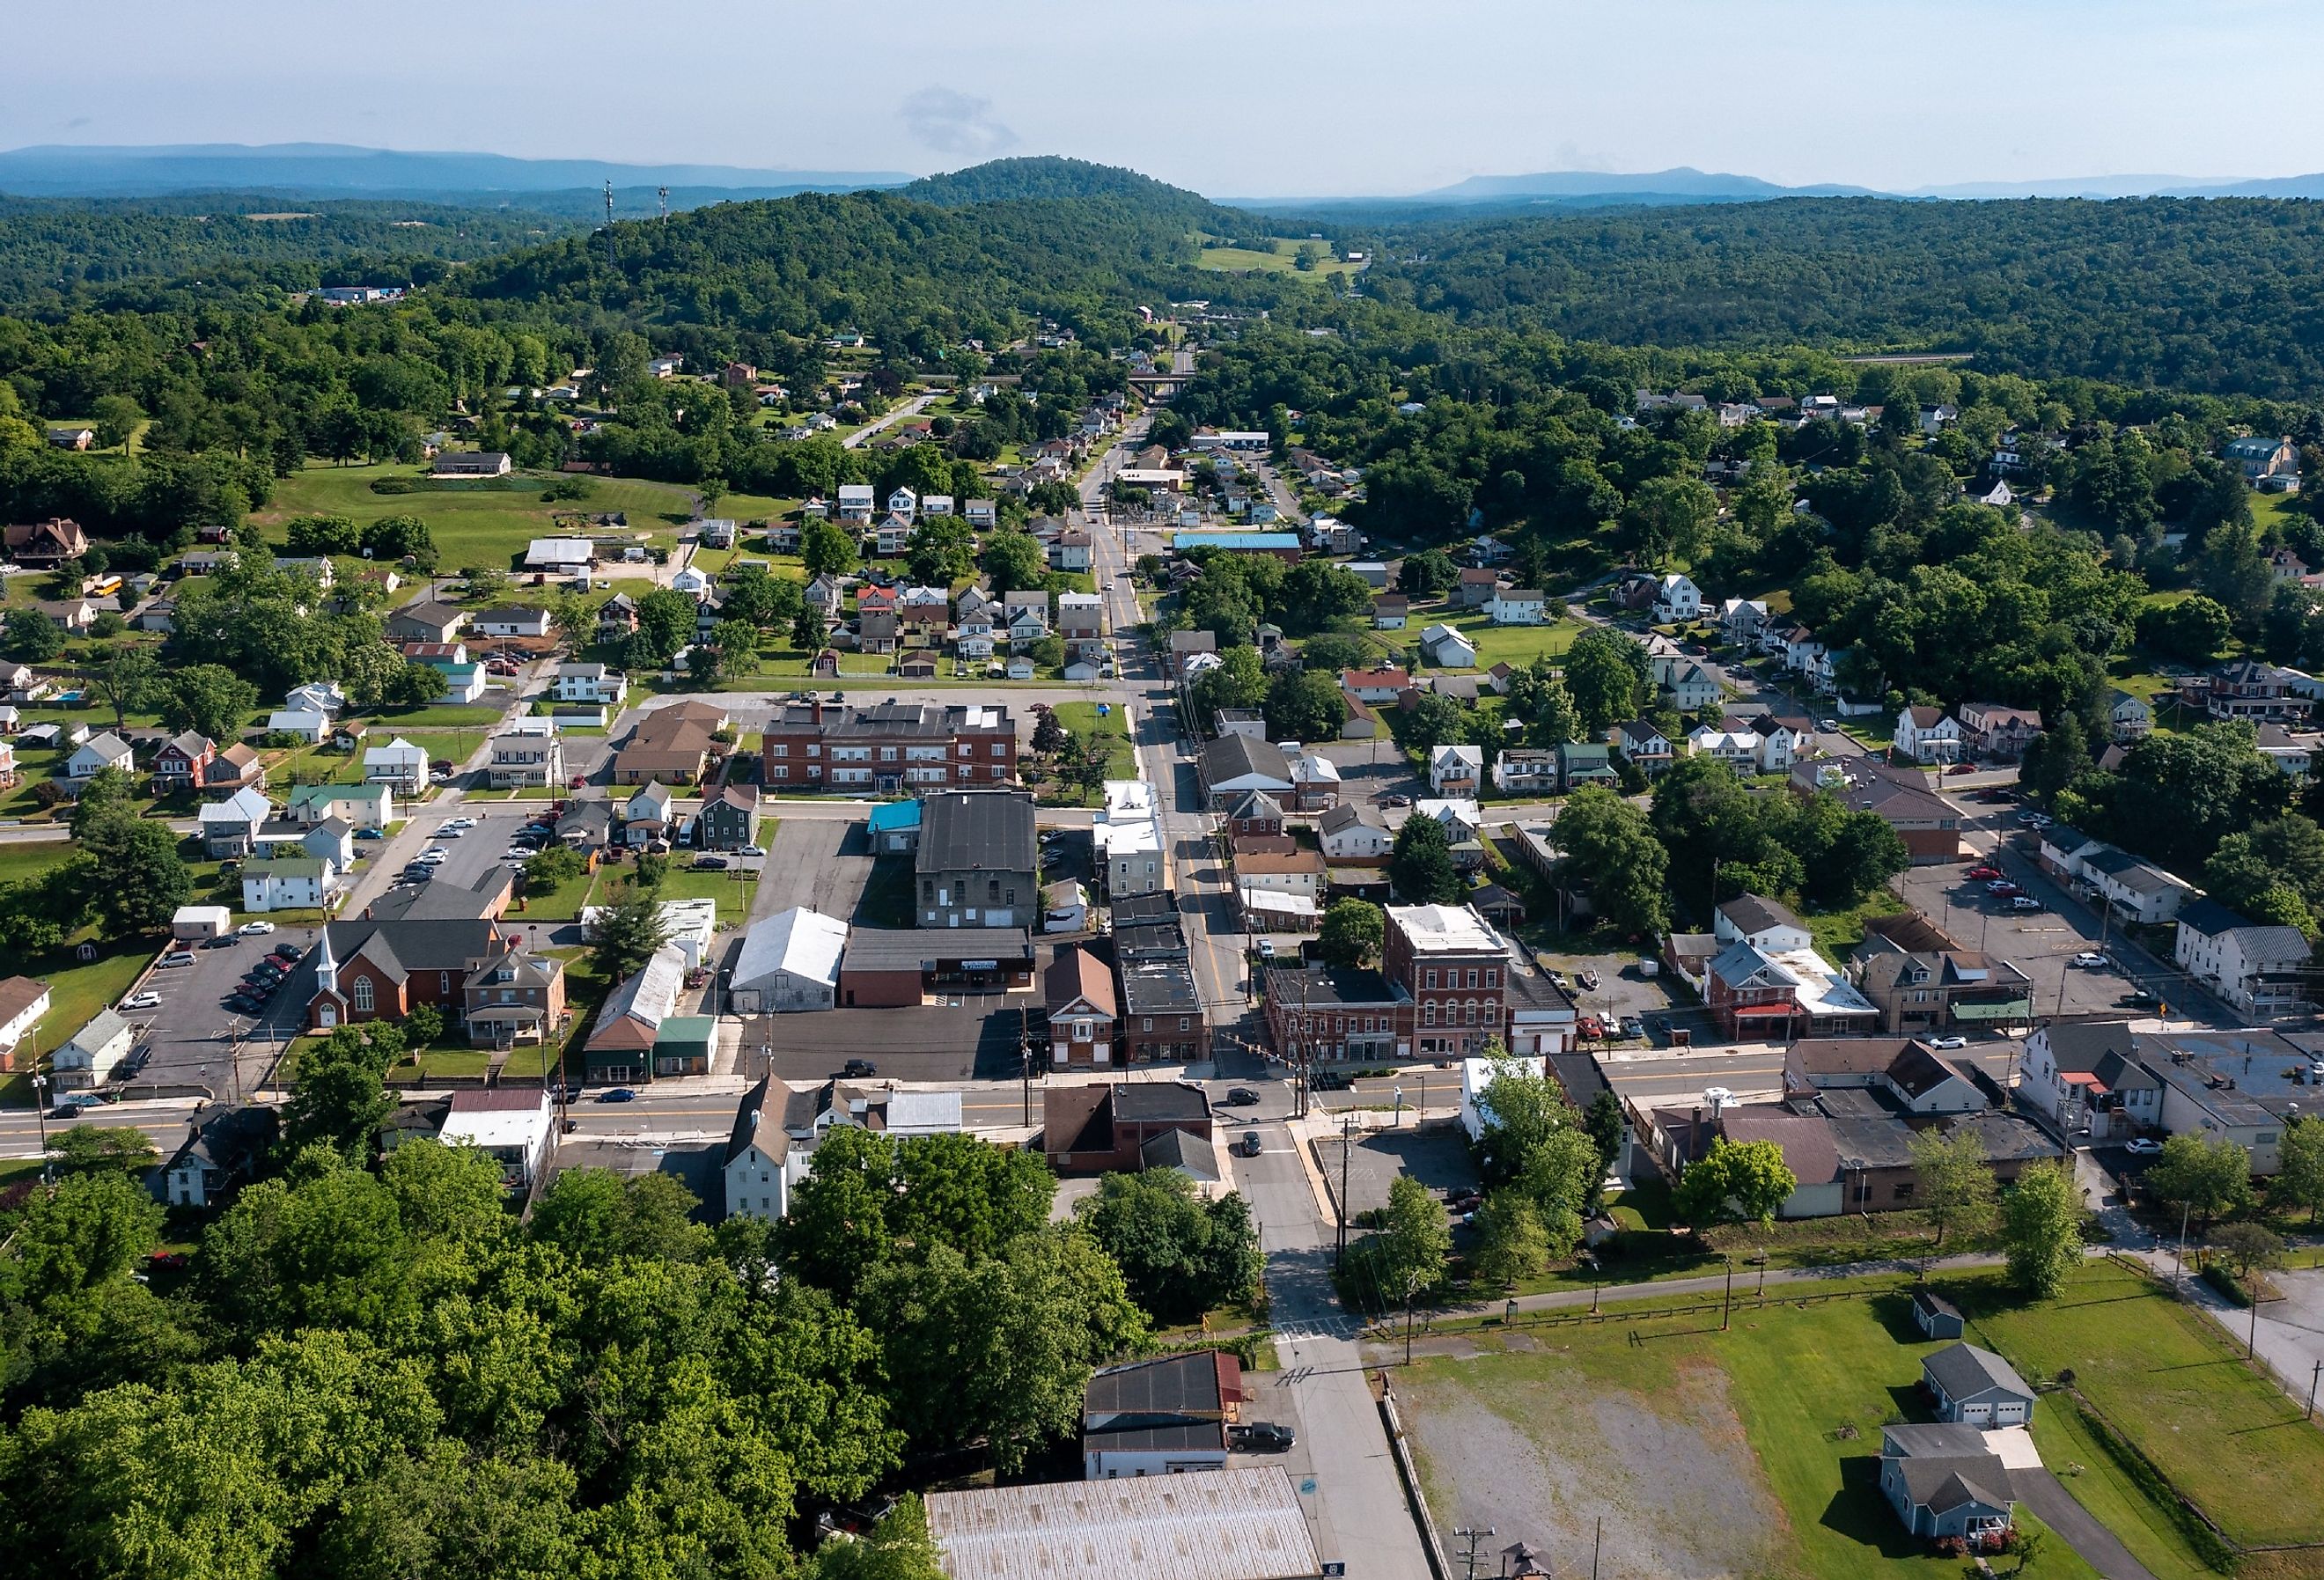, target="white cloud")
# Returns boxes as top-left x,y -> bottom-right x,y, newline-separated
900,88 -> 1016,158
